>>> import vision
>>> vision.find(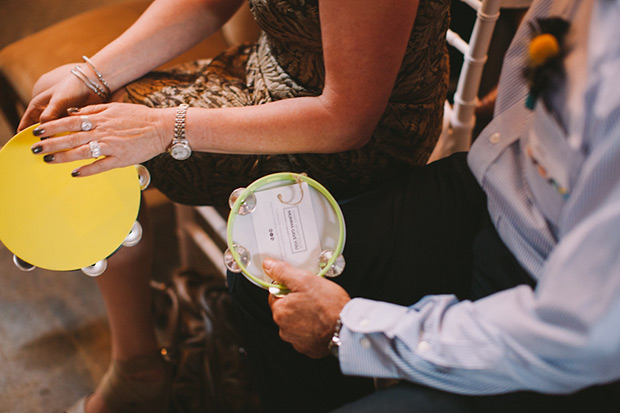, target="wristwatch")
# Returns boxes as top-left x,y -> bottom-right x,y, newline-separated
169,103 -> 192,160
327,318 -> 342,358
